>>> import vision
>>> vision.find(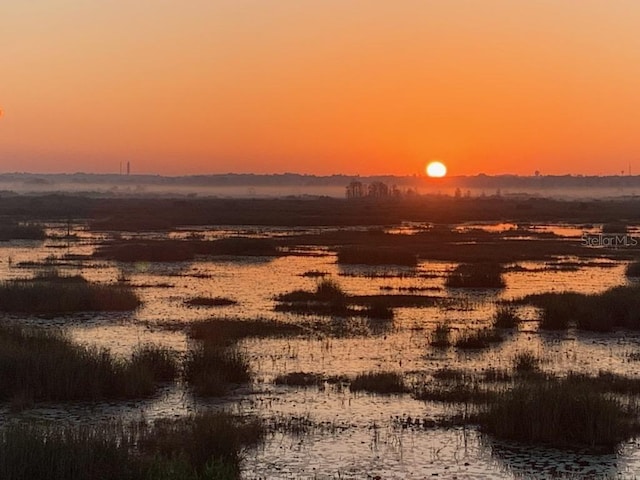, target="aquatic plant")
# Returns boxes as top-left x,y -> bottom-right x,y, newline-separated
189,318 -> 305,345
492,304 -> 520,329
337,246 -> 417,266
478,376 -> 639,451
185,296 -> 237,307
274,372 -> 325,387
0,274 -> 140,313
445,263 -> 505,288
184,346 -> 251,396
626,260 -> 640,277
455,328 -> 503,350
350,371 -> 408,394
512,351 -> 540,374
429,323 -> 451,348
0,412 -> 263,480
0,325 -> 174,403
